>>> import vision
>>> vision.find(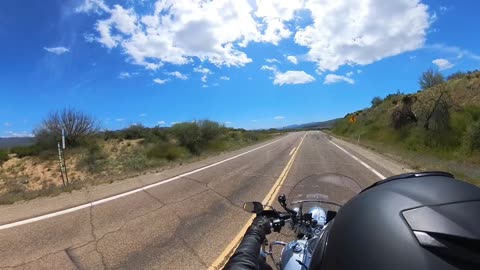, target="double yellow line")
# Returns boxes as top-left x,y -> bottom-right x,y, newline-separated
208,132 -> 307,270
